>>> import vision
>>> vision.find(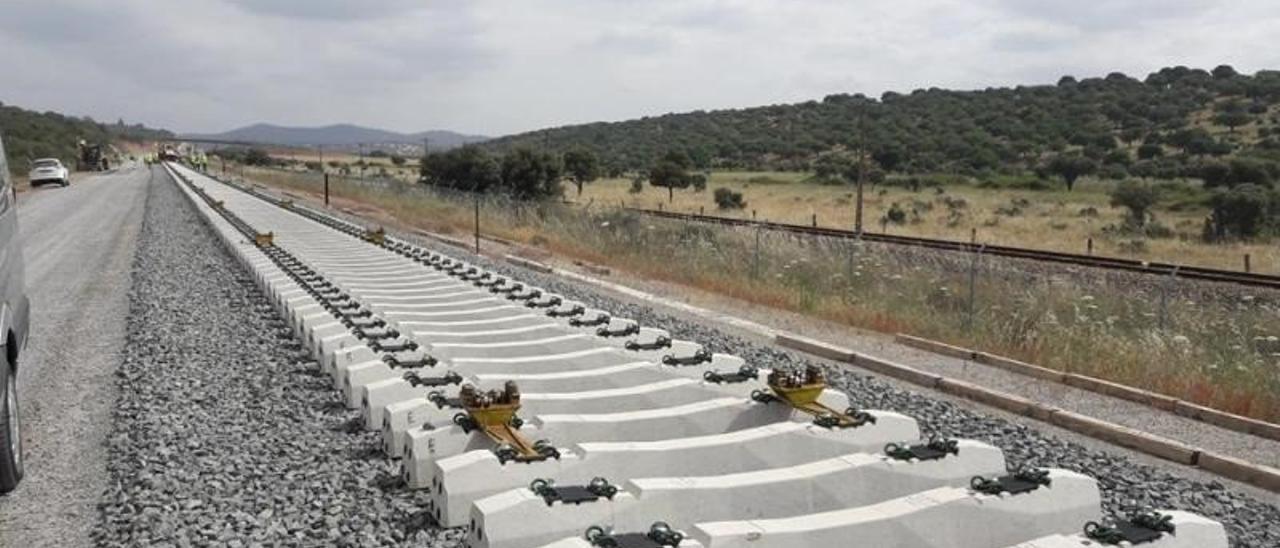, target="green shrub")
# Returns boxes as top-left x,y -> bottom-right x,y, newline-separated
713,187 -> 746,209
1203,183 -> 1278,240
883,203 -> 907,224
1109,180 -> 1159,226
